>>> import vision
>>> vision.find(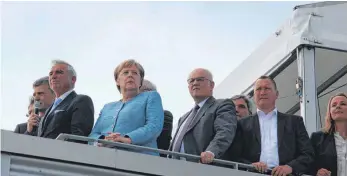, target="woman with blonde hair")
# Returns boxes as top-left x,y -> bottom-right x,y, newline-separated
89,59 -> 164,156
310,92 -> 347,176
